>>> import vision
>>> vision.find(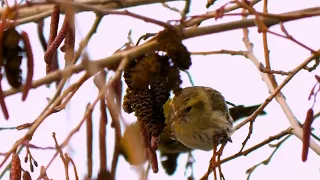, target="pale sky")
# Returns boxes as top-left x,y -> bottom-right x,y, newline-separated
1,0 -> 320,179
